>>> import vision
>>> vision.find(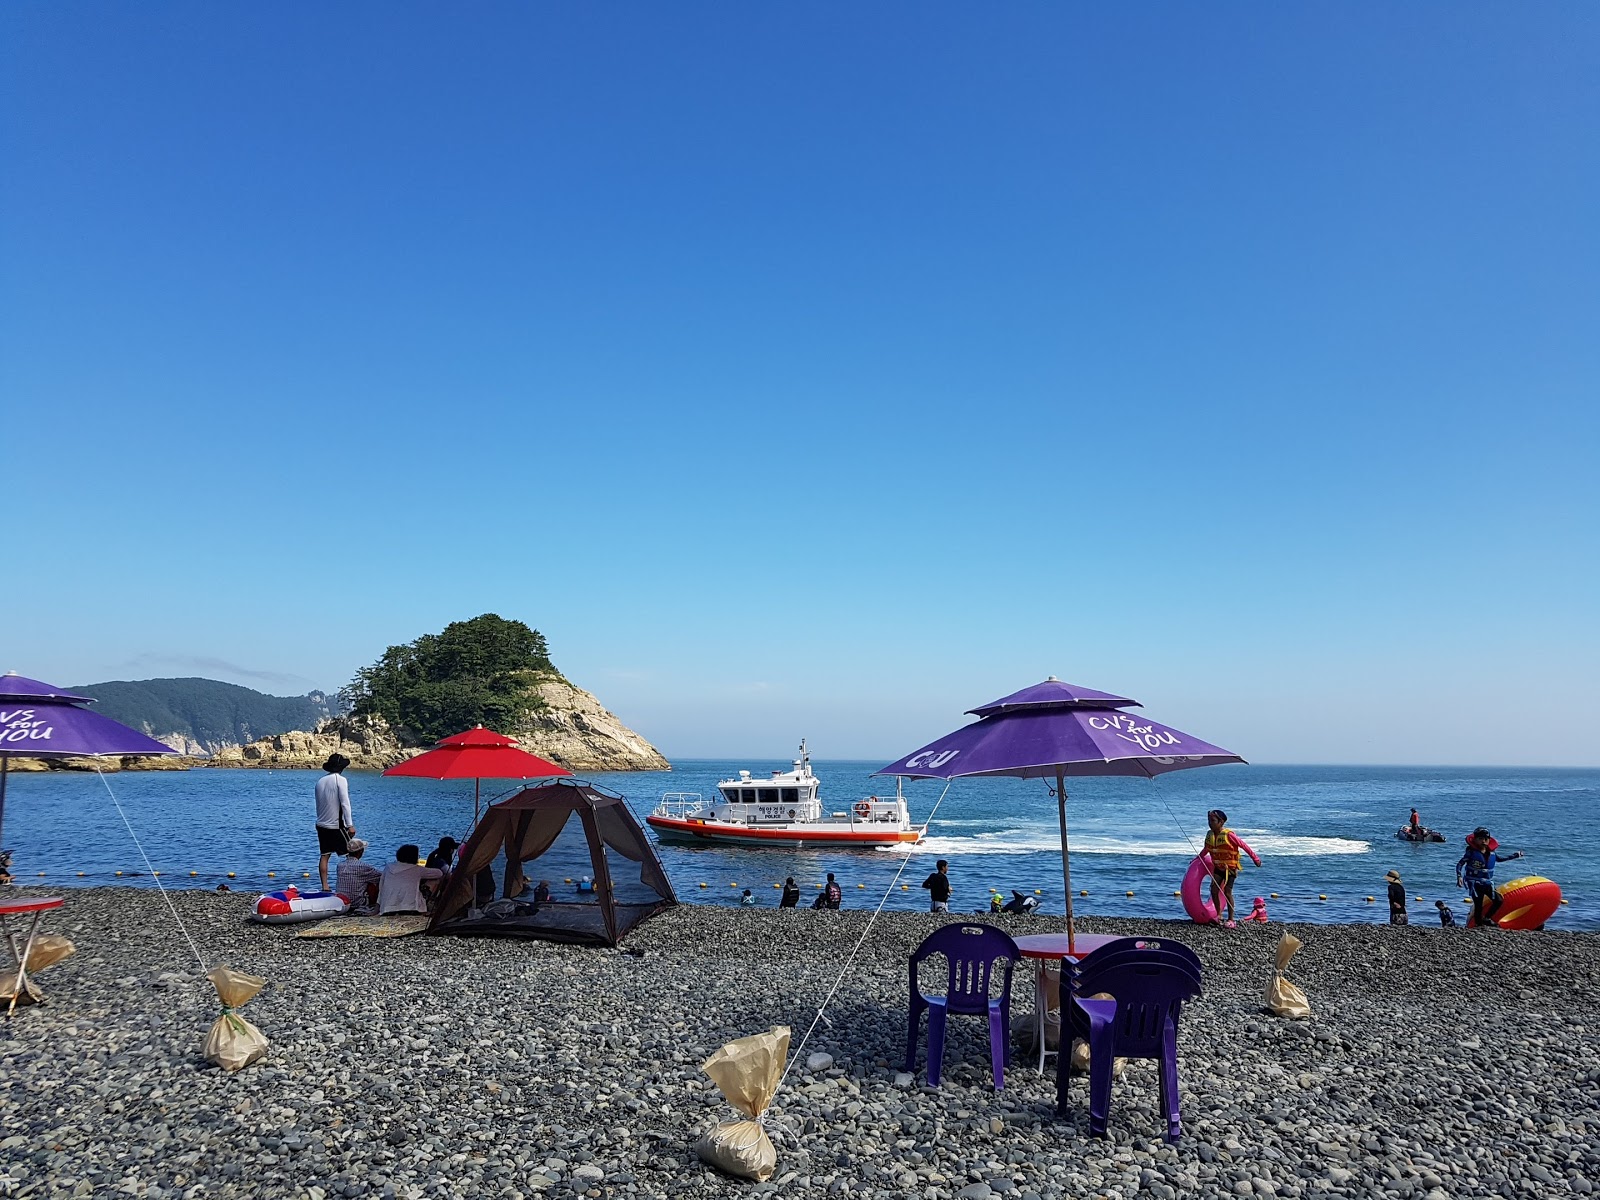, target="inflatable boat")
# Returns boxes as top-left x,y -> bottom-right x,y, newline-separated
249,889 -> 349,925
1395,825 -> 1446,843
